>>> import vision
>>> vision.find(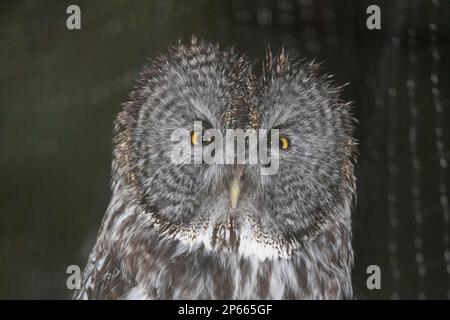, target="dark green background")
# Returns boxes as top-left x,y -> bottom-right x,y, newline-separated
1,0 -> 449,299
